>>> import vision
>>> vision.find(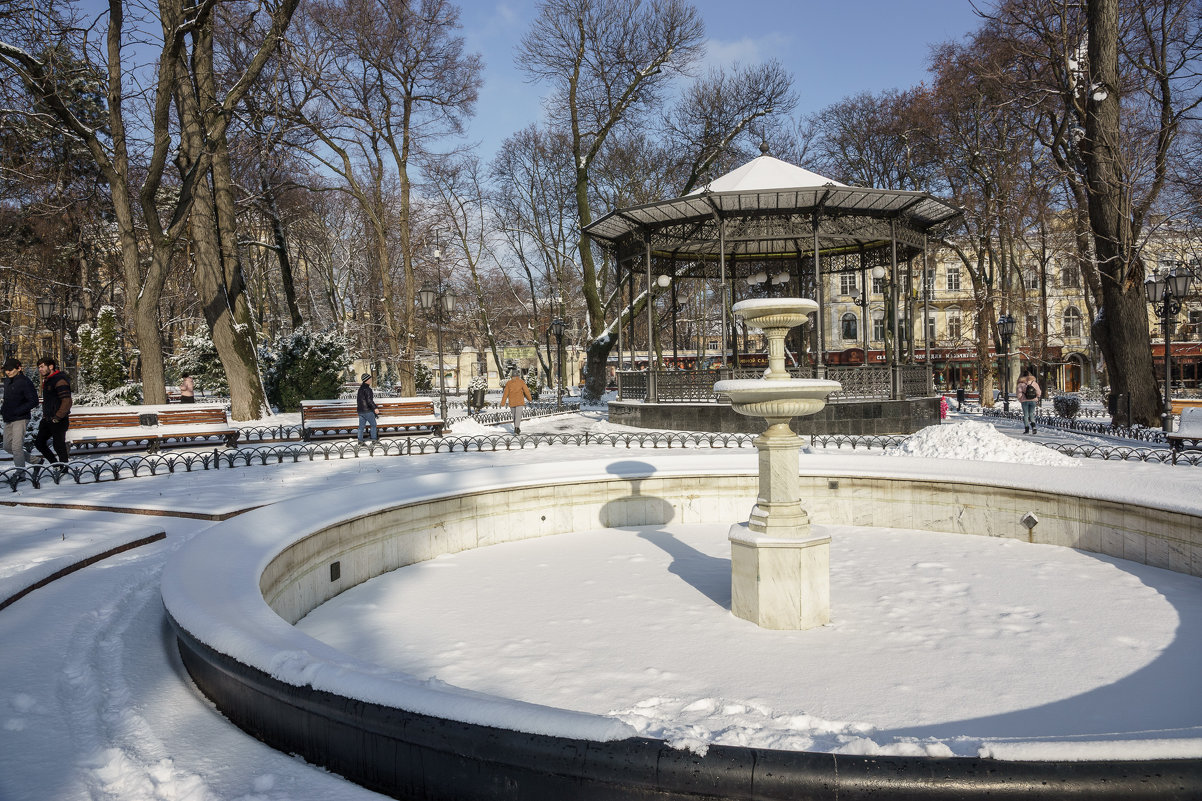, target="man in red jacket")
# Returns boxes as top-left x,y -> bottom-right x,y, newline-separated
34,355 -> 72,465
